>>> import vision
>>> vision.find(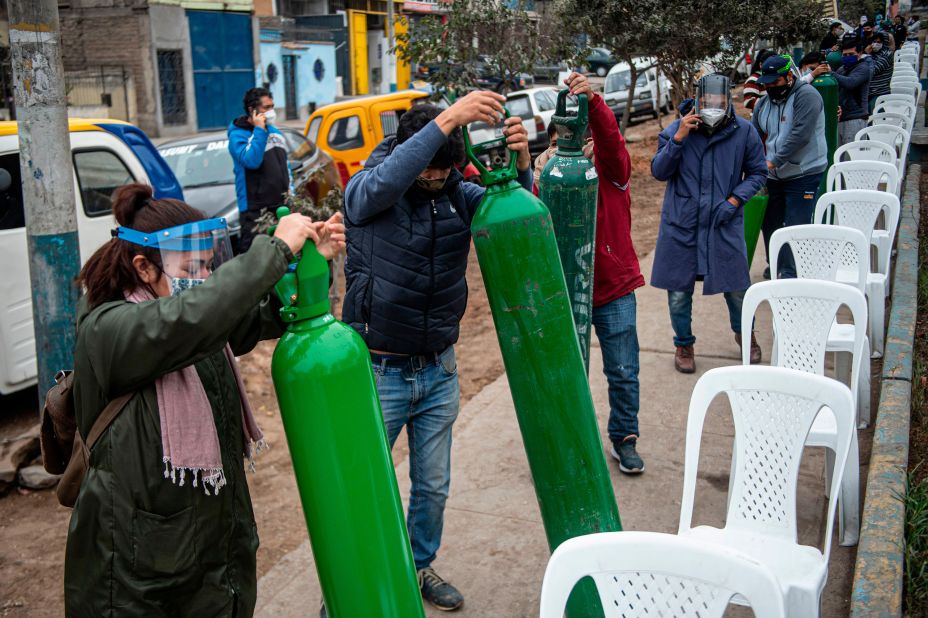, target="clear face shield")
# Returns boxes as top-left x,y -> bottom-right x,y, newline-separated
116,218 -> 233,295
695,74 -> 732,130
